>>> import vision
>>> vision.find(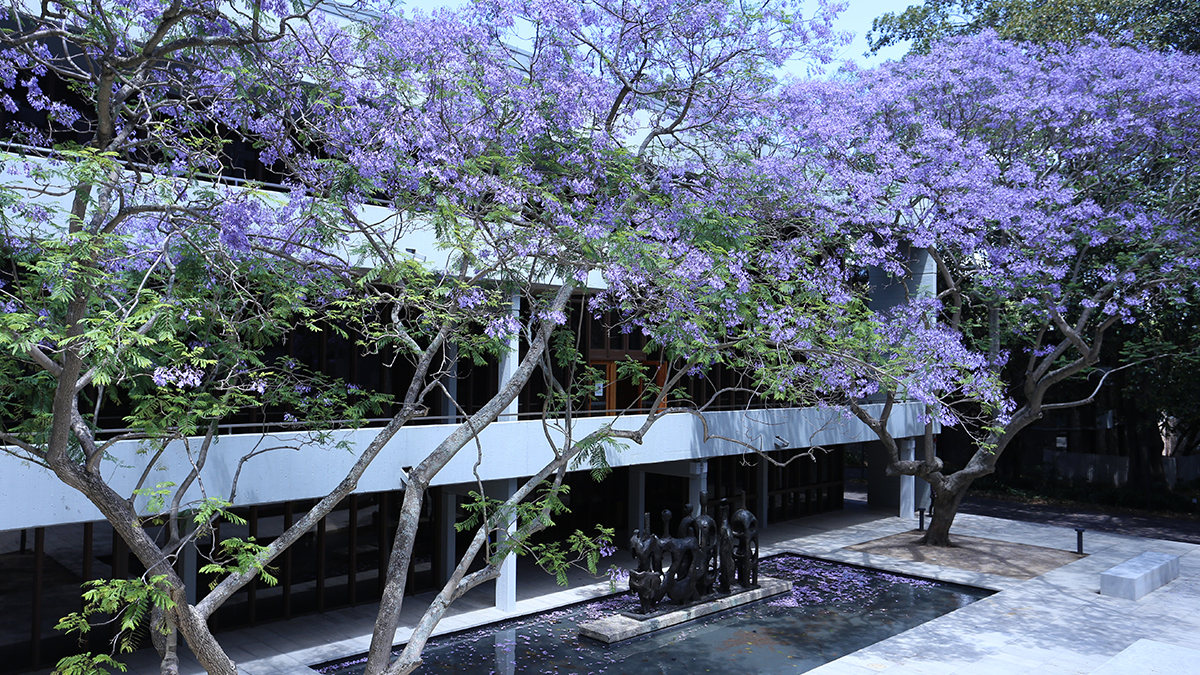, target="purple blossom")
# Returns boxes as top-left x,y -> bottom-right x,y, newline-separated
456,287 -> 486,309
538,309 -> 567,325
607,565 -> 629,585
152,366 -> 204,389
